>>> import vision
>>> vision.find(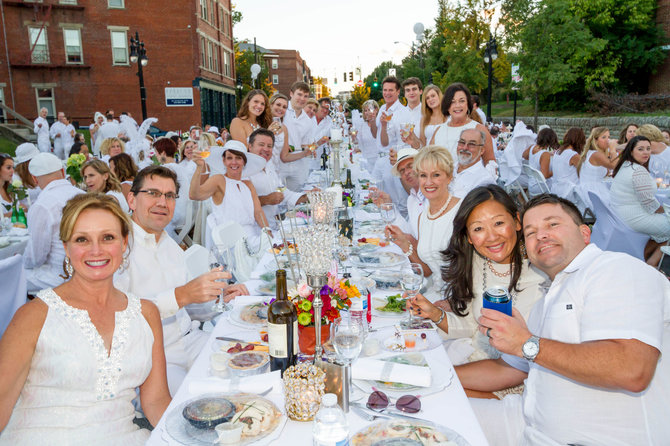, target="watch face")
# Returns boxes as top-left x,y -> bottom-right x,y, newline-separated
523,340 -> 539,357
